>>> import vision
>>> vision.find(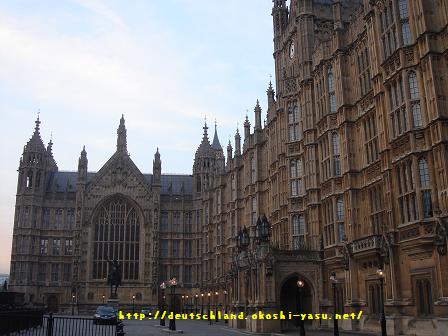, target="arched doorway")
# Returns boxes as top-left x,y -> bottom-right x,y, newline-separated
47,295 -> 59,313
280,275 -> 313,331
